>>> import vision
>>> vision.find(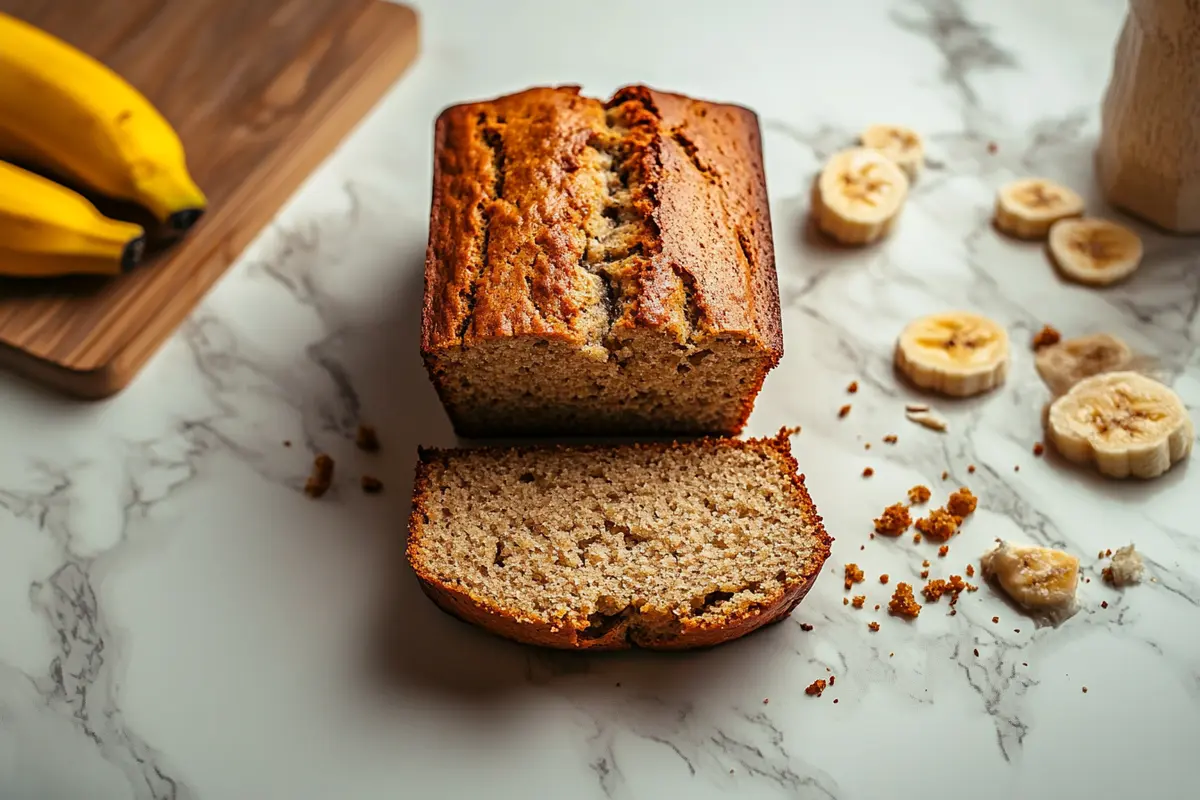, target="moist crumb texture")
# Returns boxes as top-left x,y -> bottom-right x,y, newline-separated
421,85 -> 782,437
407,434 -> 831,650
